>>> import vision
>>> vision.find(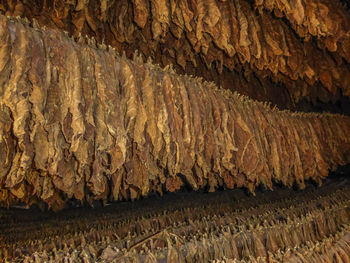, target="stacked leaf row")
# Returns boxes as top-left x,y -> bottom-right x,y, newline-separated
2,180 -> 350,262
1,0 -> 350,103
0,15 -> 350,209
